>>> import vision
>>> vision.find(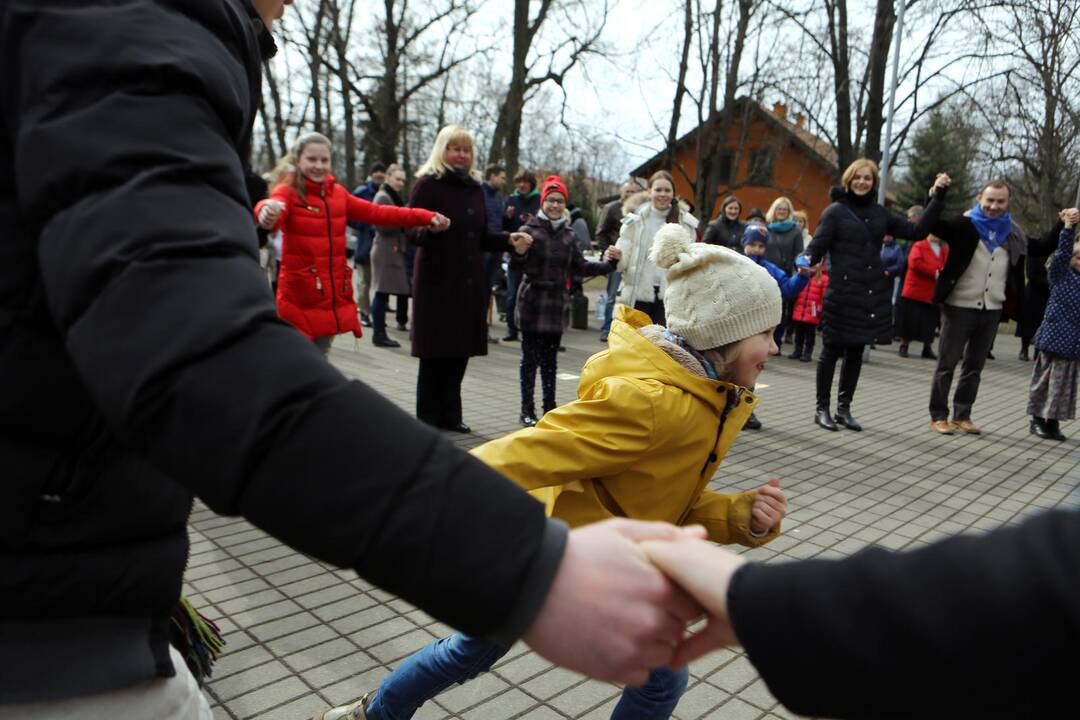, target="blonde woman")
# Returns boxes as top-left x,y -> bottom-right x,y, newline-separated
614,170 -> 698,325
806,159 -> 948,431
766,196 -> 804,349
407,125 -> 531,432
